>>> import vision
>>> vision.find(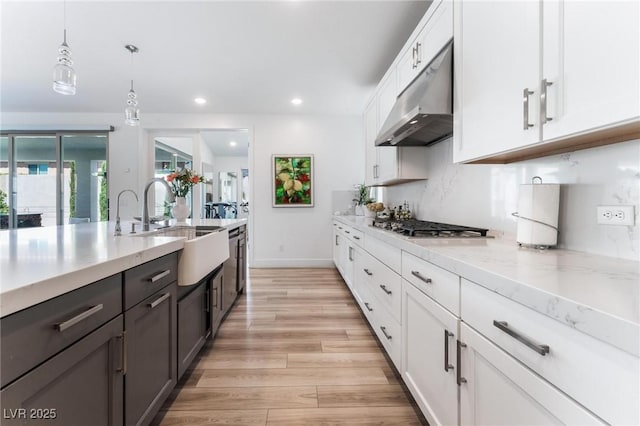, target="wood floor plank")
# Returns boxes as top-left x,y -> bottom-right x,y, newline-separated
196,367 -> 389,387
209,340 -> 323,353
346,328 -> 376,340
215,329 -> 349,341
154,409 -> 268,425
275,312 -> 363,321
317,384 -> 410,408
266,406 -> 423,425
287,352 -> 388,368
196,352 -> 287,369
321,340 -> 382,353
163,386 -> 317,410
